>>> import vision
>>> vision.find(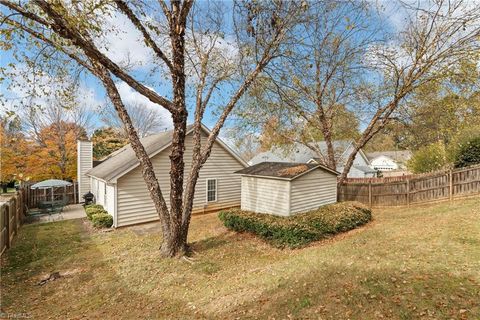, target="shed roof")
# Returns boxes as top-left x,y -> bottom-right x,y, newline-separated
87,124 -> 247,182
235,162 -> 339,180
